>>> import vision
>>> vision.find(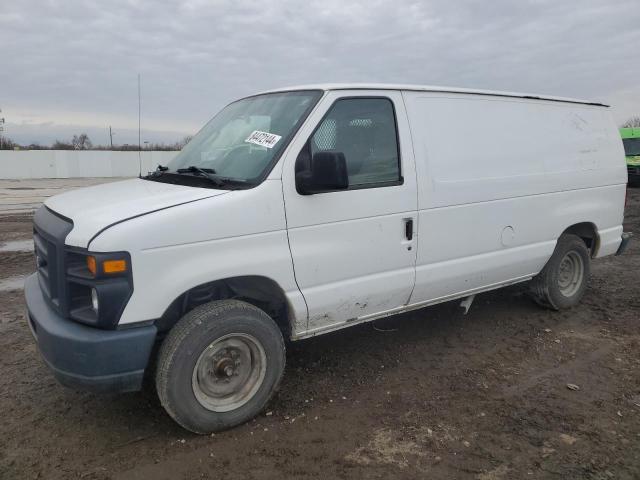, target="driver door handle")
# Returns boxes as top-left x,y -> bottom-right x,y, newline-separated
404,218 -> 414,241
